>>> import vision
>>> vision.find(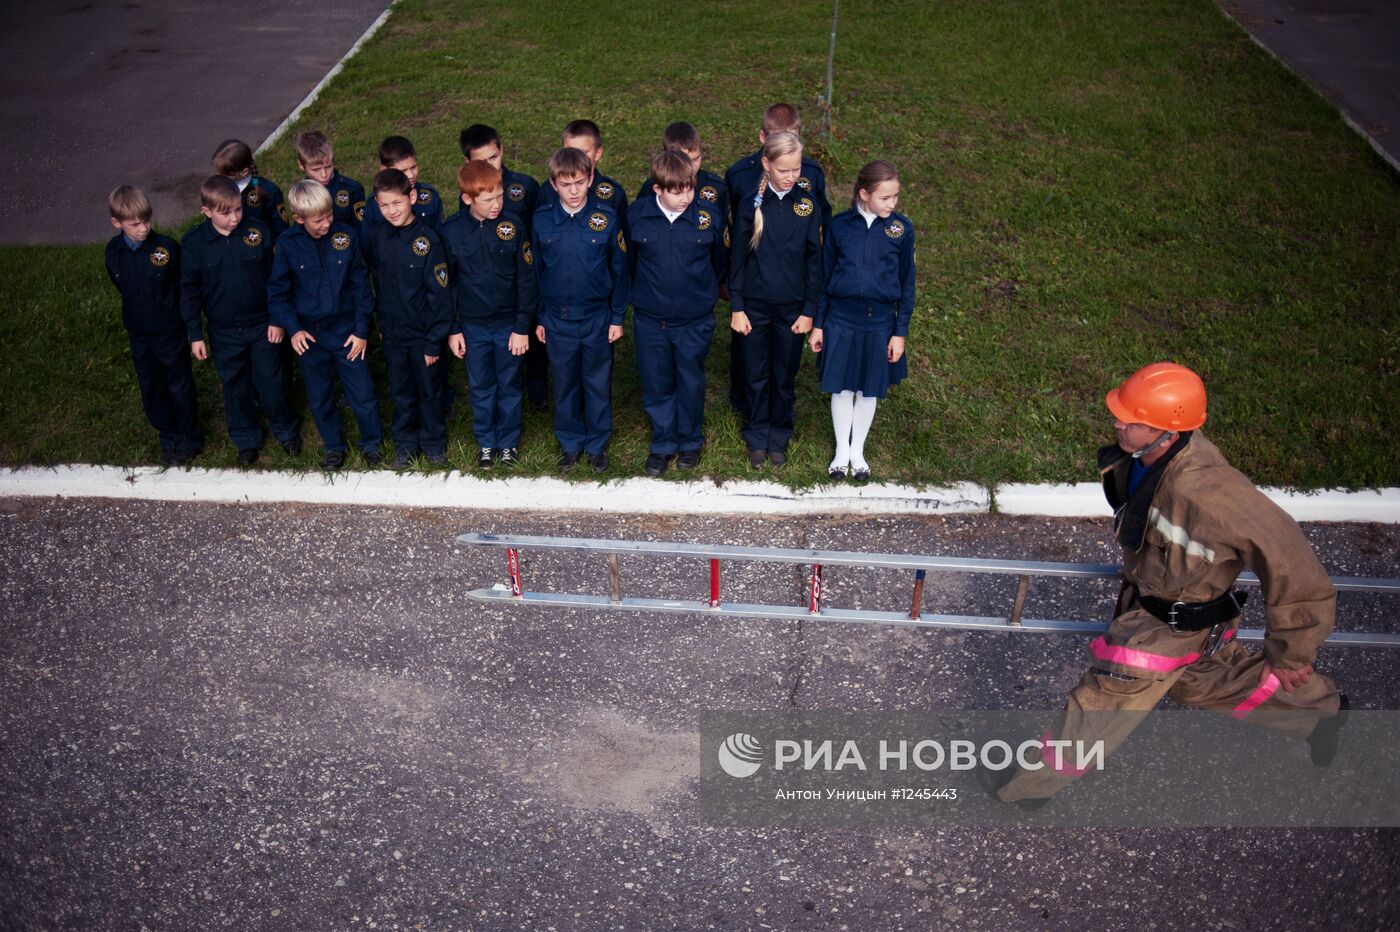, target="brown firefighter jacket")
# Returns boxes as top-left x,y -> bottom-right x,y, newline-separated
1100,432 -> 1335,671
